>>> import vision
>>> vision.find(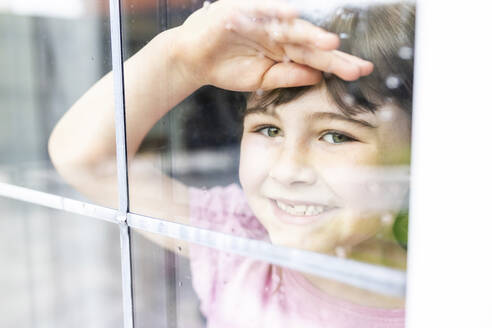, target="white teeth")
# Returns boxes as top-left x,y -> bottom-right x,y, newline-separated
275,200 -> 325,216
294,205 -> 306,213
